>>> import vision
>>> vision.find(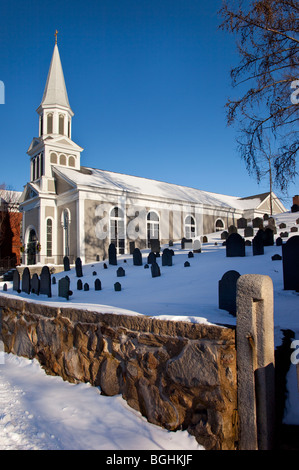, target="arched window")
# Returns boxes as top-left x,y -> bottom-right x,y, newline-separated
47,113 -> 53,134
50,152 -> 57,164
215,219 -> 225,232
59,114 -> 64,135
27,228 -> 37,265
69,156 -> 75,167
110,206 -> 125,254
147,211 -> 160,248
60,154 -> 66,165
185,215 -> 196,239
46,219 -> 53,257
